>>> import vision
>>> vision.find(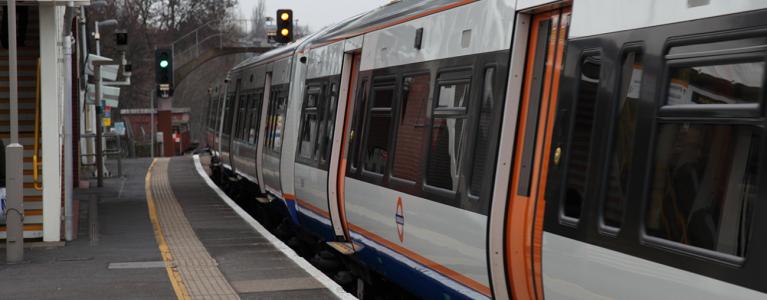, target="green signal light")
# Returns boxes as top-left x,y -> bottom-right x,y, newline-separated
160,60 -> 169,68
